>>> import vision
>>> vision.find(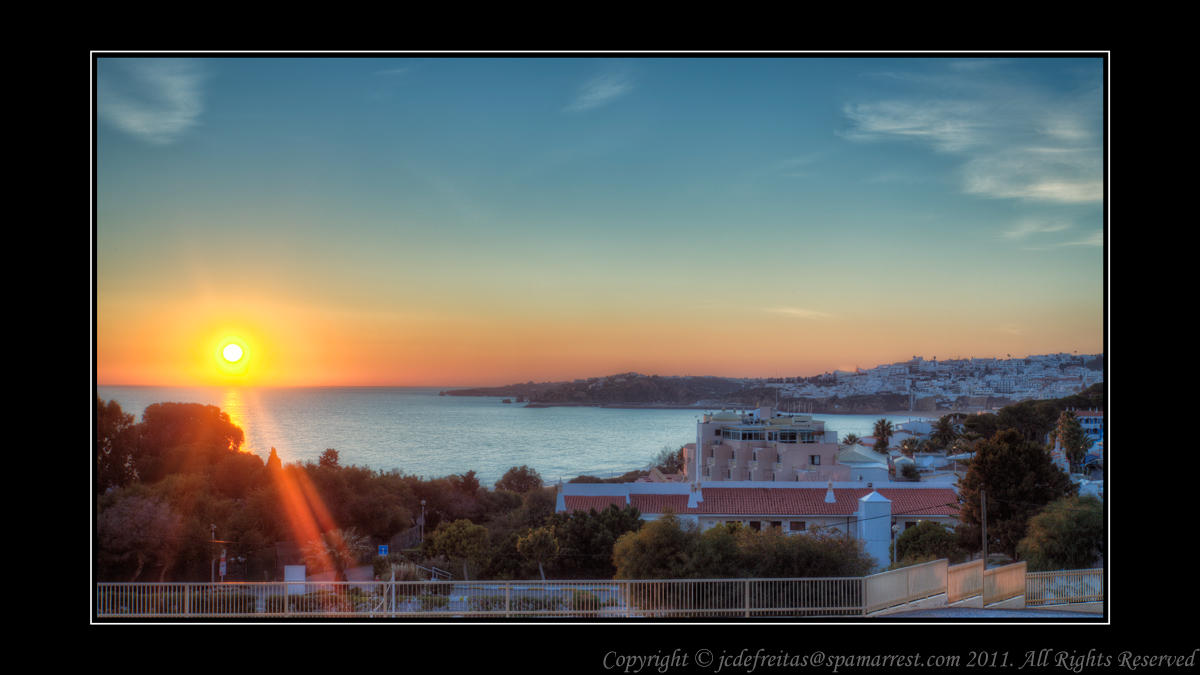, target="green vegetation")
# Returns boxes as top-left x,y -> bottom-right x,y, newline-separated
872,418 -> 894,454
1016,496 -> 1104,571
889,520 -> 966,567
95,398 -> 577,583
612,515 -> 875,580
1052,410 -> 1090,473
494,465 -> 543,493
955,429 -> 1076,559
